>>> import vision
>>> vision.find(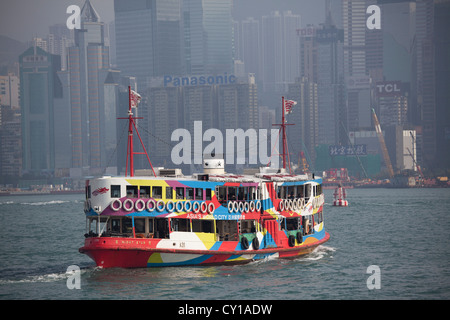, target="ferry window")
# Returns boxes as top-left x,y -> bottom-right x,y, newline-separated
111,185 -> 121,198
135,218 -> 145,233
171,218 -> 190,232
237,187 -> 245,200
305,184 -> 311,199
217,186 -> 226,201
86,185 -> 91,199
195,188 -> 203,200
228,187 -> 237,200
186,188 -> 194,200
240,220 -> 255,233
205,189 -> 212,200
122,218 -> 133,233
192,219 -> 214,233
176,187 -> 185,199
140,186 -> 150,198
111,218 -> 121,232
286,218 -> 298,231
297,185 -> 304,198
277,186 -> 286,199
287,186 -> 295,199
126,186 -> 138,198
166,187 -> 173,199
152,186 -> 162,199
249,187 -> 256,200
148,218 -> 154,233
